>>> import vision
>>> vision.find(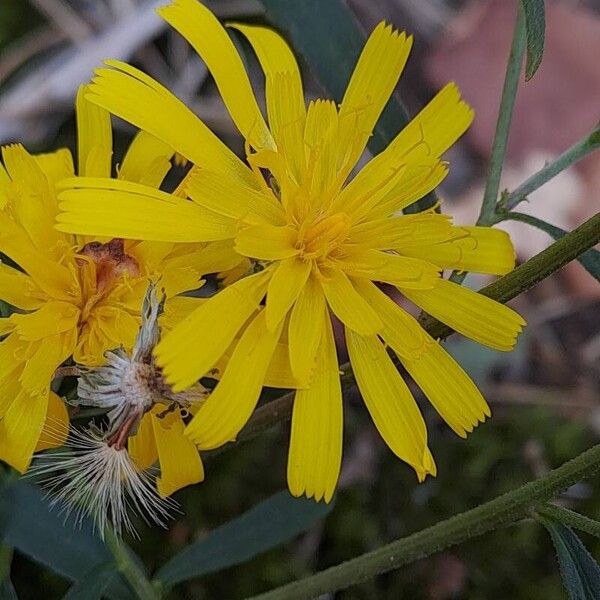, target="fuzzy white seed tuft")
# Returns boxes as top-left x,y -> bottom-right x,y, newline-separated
28,425 -> 177,538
